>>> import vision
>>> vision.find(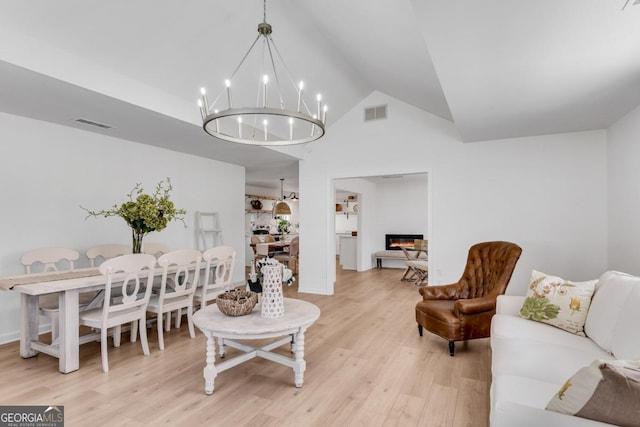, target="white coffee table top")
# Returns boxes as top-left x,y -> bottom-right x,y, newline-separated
193,298 -> 320,336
